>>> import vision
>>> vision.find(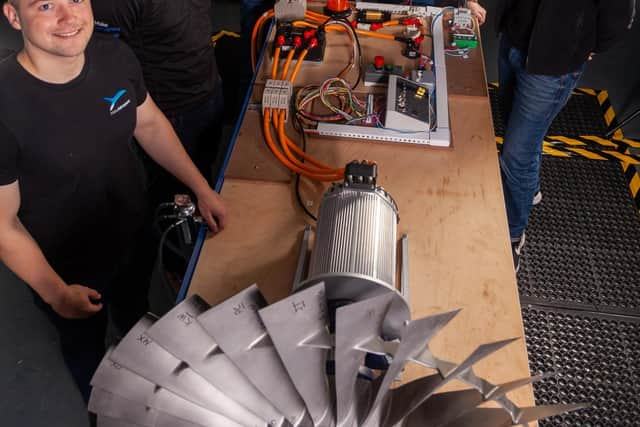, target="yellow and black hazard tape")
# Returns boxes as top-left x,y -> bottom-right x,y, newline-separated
581,88 -> 624,139
489,85 -> 623,139
623,161 -> 640,208
491,84 -> 640,210
495,136 -> 640,164
497,136 -> 640,210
